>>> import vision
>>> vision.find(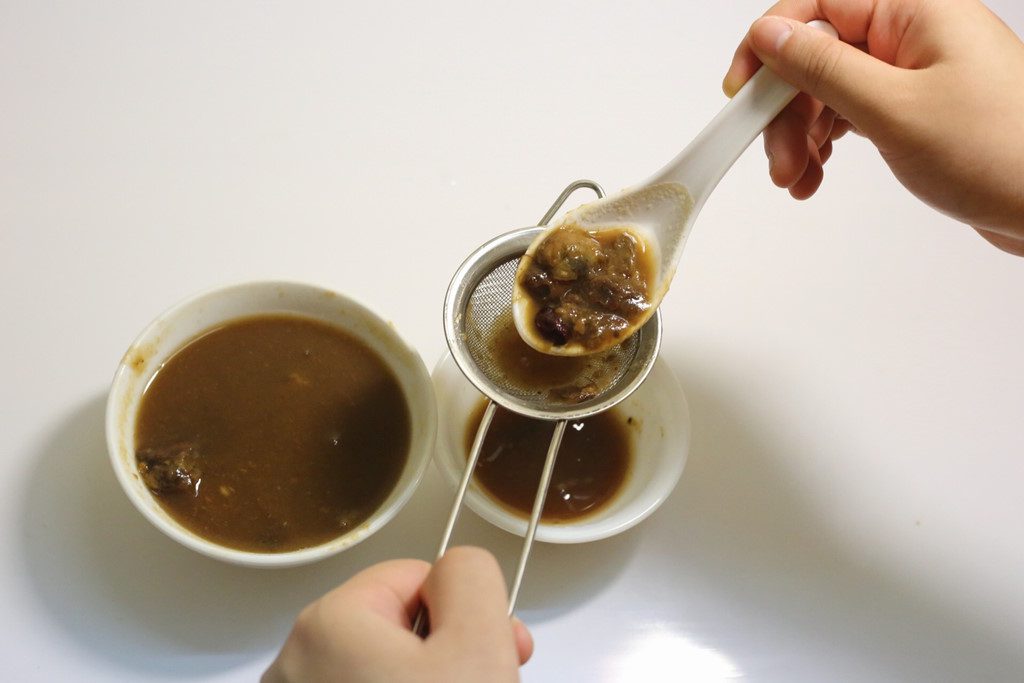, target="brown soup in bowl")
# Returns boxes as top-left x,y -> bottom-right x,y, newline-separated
135,314 -> 411,553
464,399 -> 632,522
107,281 -> 436,567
